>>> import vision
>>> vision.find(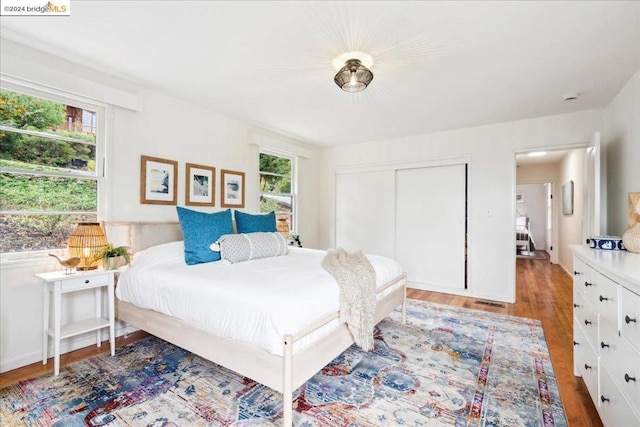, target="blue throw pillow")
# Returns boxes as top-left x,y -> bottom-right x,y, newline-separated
176,207 -> 233,265
235,211 -> 277,234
